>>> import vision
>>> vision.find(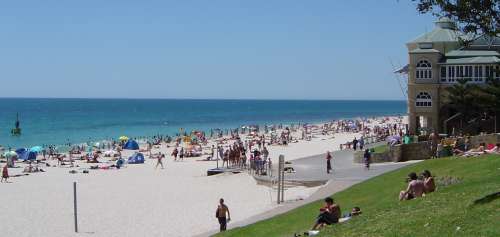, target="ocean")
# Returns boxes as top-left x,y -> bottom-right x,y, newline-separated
0,98 -> 406,148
